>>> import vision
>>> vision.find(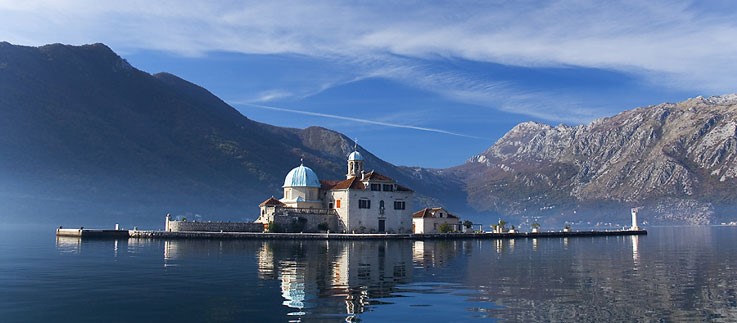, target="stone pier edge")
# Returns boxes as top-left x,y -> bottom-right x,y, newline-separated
124,229 -> 647,240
